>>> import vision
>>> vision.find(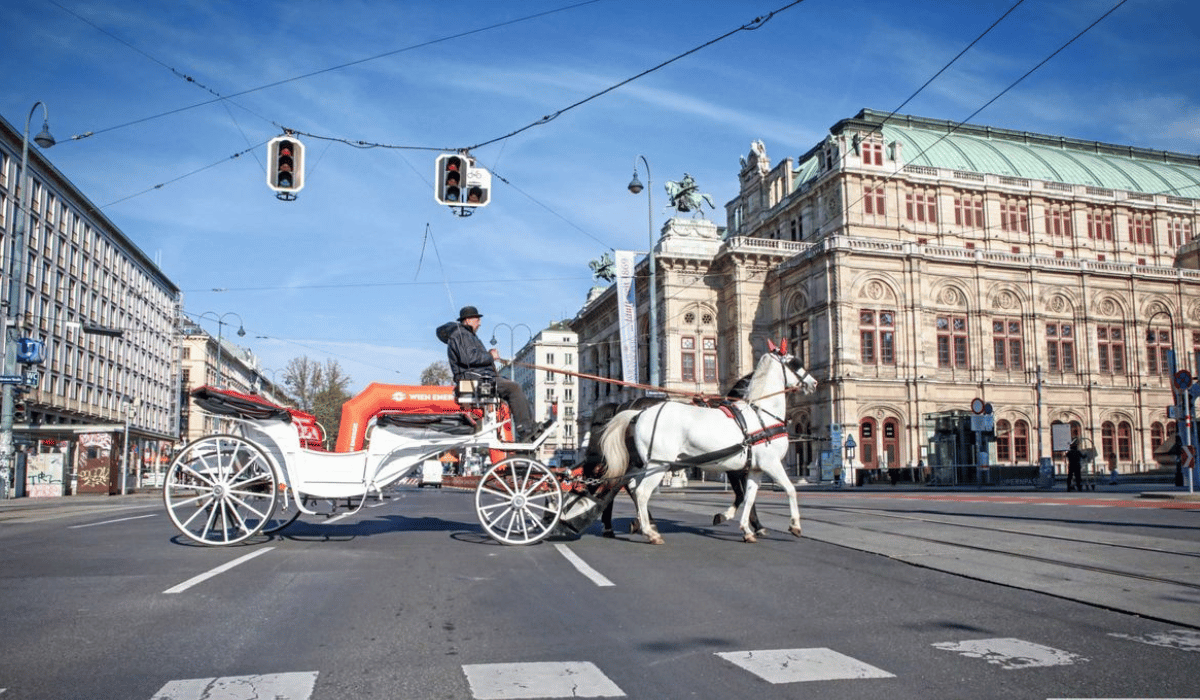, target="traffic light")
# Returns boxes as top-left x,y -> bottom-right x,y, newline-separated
435,154 -> 490,208
267,136 -> 305,197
